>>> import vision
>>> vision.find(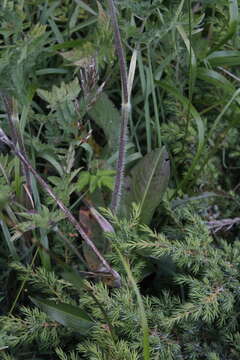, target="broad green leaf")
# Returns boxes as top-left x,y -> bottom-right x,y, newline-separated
30,297 -> 94,334
123,147 -> 170,225
206,51 -> 240,66
61,268 -> 86,294
88,93 -> 121,152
